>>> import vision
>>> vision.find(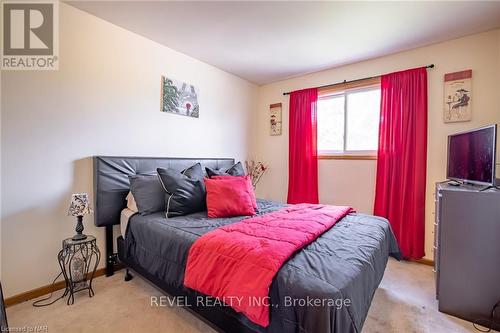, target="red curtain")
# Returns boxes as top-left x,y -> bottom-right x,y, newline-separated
287,88 -> 319,204
374,67 -> 427,259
